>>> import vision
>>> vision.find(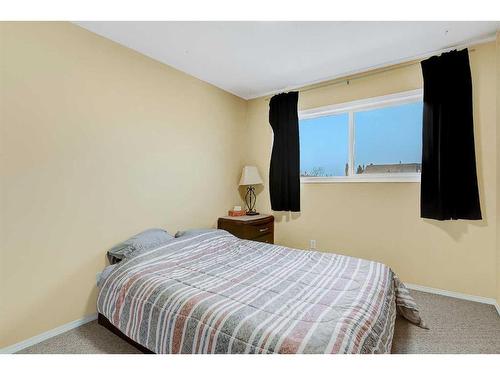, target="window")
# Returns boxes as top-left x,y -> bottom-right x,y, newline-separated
299,89 -> 423,182
299,113 -> 349,177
